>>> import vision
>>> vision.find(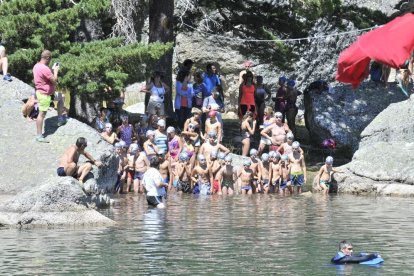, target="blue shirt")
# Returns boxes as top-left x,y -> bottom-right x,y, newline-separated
175,81 -> 194,110
202,72 -> 221,97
